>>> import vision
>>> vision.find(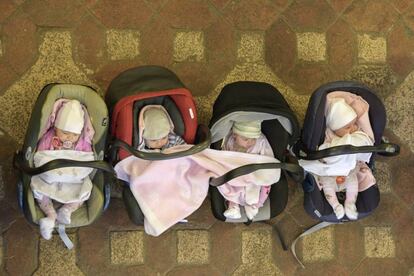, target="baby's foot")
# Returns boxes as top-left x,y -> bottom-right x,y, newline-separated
224,204 -> 241,219
57,207 -> 72,225
39,217 -> 55,240
245,205 -> 259,220
345,202 -> 358,220
333,204 -> 345,219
